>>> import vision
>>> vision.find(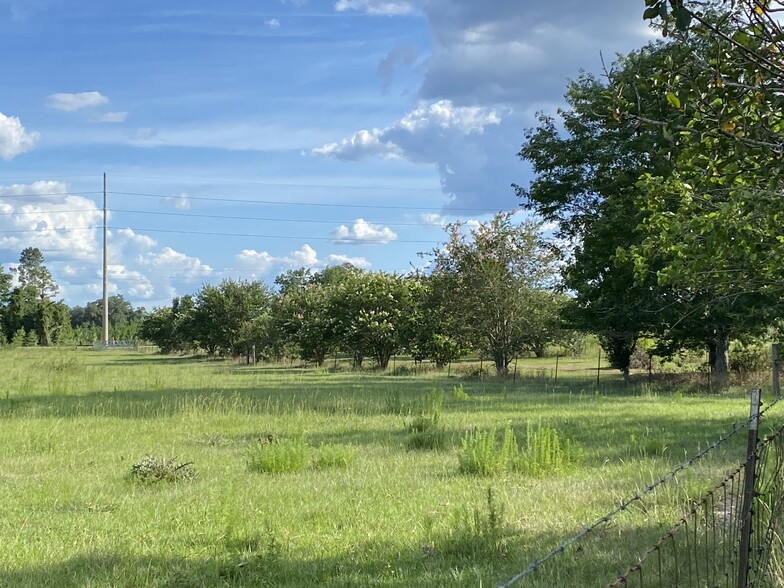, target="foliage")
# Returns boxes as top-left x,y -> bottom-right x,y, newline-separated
329,270 -> 415,369
128,455 -> 195,483
441,487 -> 509,558
429,213 -> 561,376
458,426 -> 520,476
631,2 -> 784,316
